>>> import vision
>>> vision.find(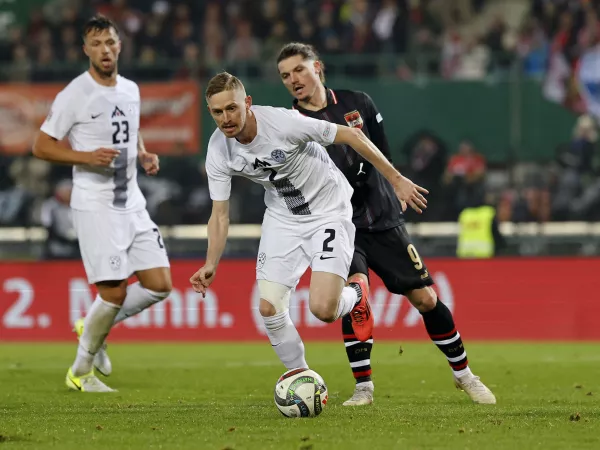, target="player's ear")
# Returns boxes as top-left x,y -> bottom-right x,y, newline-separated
245,95 -> 253,109
313,60 -> 322,76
